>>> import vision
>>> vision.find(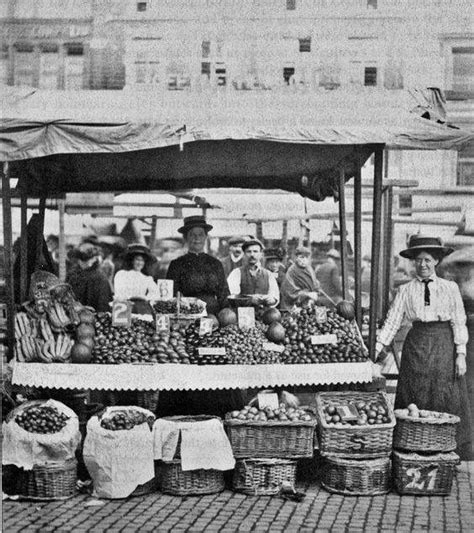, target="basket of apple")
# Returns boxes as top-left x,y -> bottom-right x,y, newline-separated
315,391 -> 395,458
225,403 -> 317,459
393,404 -> 460,453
